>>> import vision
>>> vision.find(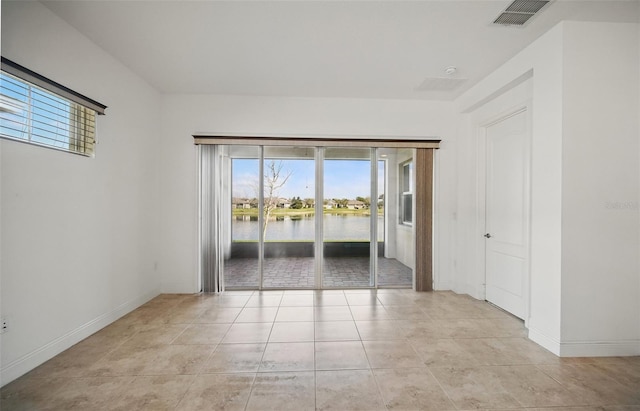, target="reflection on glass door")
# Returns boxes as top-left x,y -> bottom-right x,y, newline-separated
262,146 -> 315,288
322,148 -> 374,288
